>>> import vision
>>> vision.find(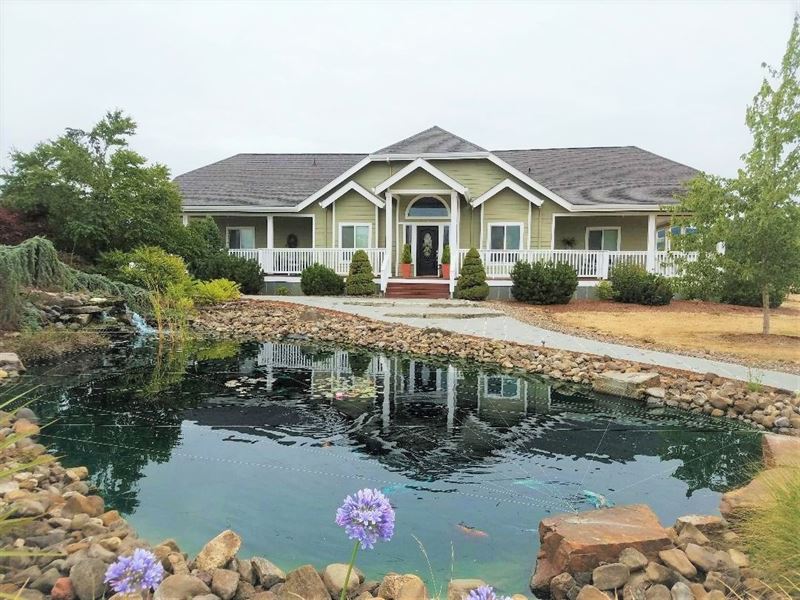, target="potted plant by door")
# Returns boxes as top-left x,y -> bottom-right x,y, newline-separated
441,244 -> 451,279
399,244 -> 413,278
